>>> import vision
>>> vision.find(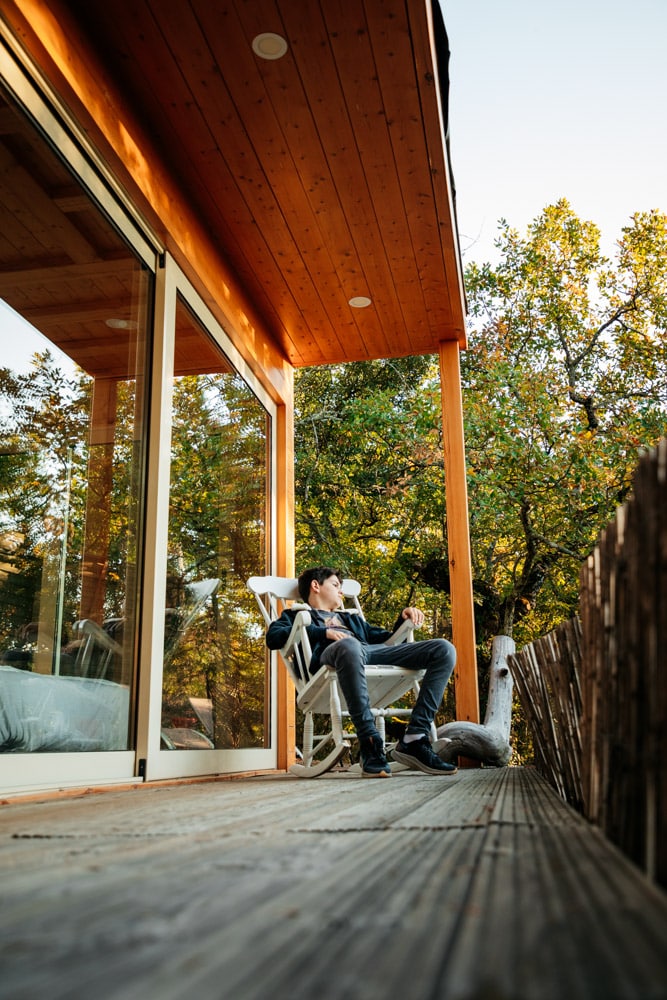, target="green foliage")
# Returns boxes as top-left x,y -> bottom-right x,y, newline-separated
295,357 -> 454,639
0,353 -> 270,749
463,201 -> 667,643
161,370 -> 269,747
294,202 -> 667,665
0,353 -> 92,640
